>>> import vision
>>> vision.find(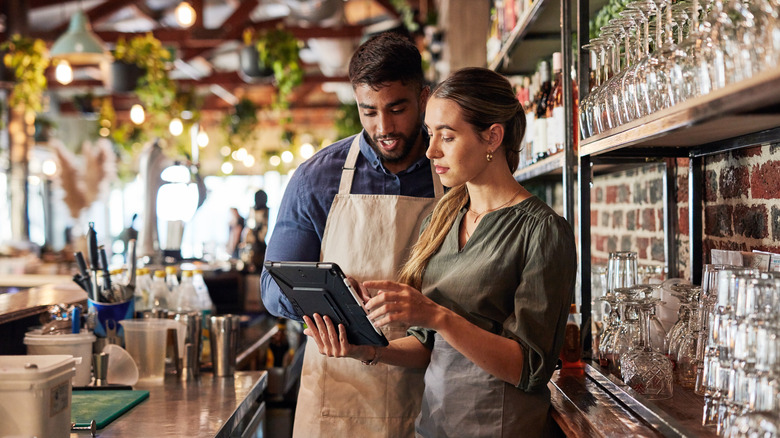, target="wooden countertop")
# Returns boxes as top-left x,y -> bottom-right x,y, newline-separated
0,282 -> 87,324
549,363 -> 718,437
